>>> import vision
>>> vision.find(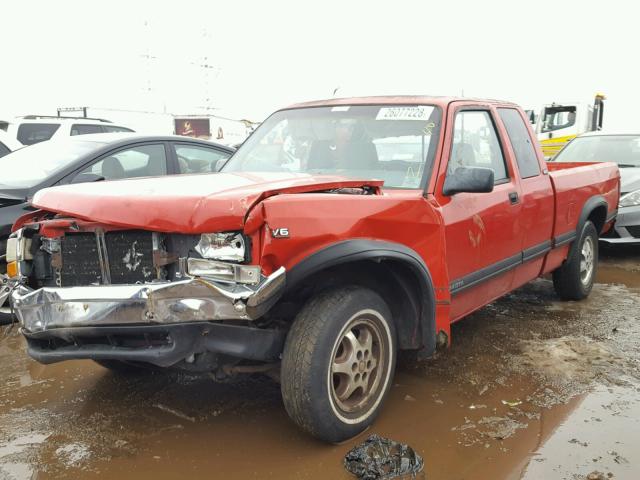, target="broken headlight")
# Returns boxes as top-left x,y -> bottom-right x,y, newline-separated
195,232 -> 246,262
